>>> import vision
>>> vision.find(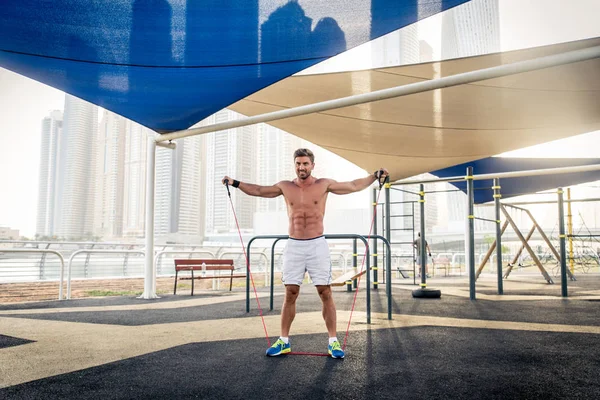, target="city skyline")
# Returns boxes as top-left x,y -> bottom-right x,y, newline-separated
2,0 -> 600,238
